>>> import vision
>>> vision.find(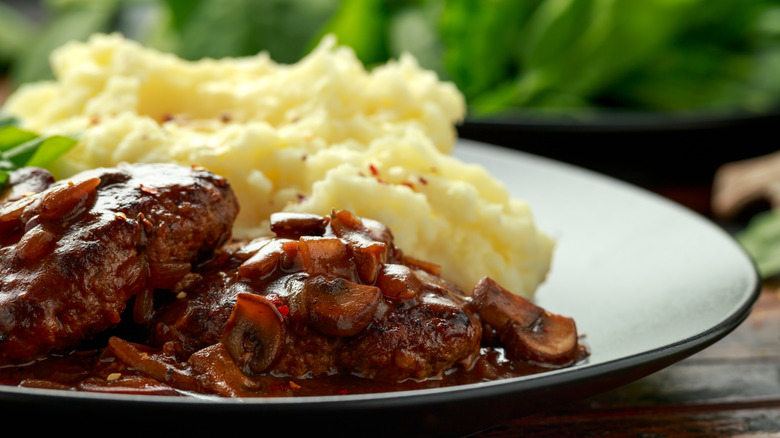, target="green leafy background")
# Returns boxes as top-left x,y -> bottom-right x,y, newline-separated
3,0 -> 780,117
